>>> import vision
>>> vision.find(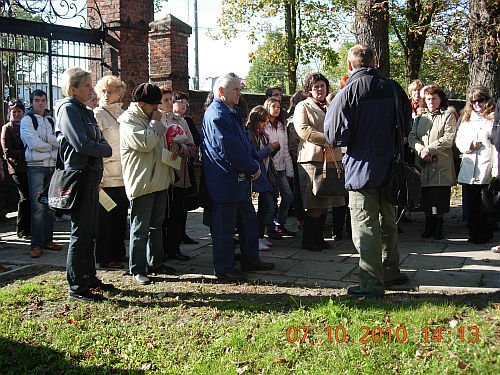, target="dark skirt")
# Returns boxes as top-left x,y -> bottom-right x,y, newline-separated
420,186 -> 451,215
